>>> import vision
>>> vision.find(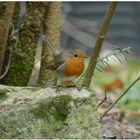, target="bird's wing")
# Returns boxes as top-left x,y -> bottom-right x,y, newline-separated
56,62 -> 66,74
